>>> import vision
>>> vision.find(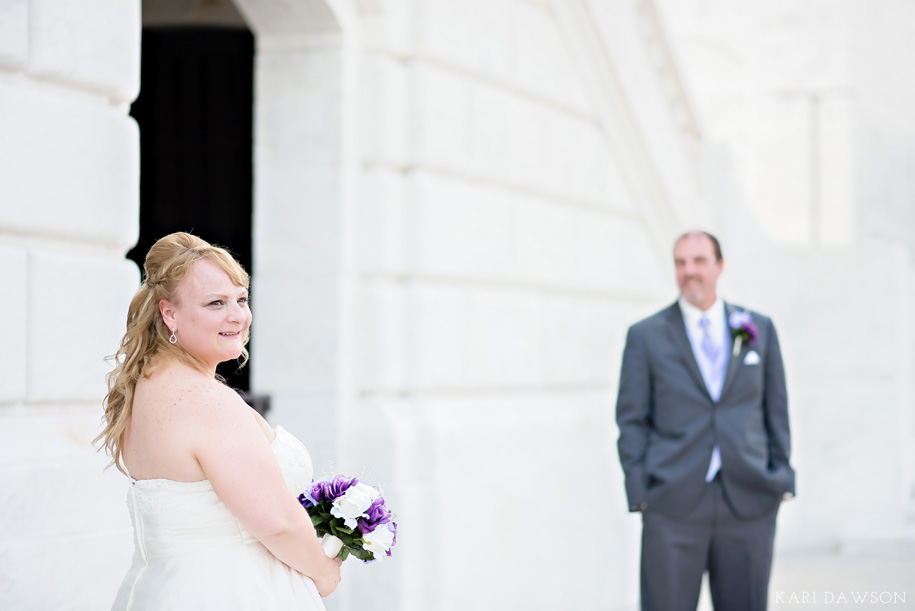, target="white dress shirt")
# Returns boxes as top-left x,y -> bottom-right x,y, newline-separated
679,296 -> 728,482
